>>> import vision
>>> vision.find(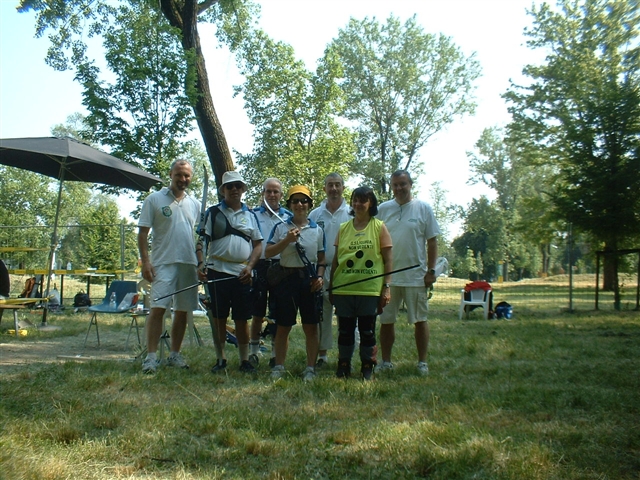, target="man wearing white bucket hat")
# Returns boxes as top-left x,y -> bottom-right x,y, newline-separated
201,171 -> 263,374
